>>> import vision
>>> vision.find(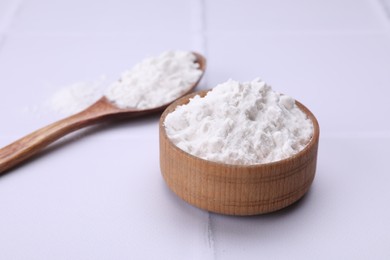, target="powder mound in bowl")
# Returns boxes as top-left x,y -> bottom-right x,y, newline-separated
105,51 -> 203,109
164,78 -> 314,165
